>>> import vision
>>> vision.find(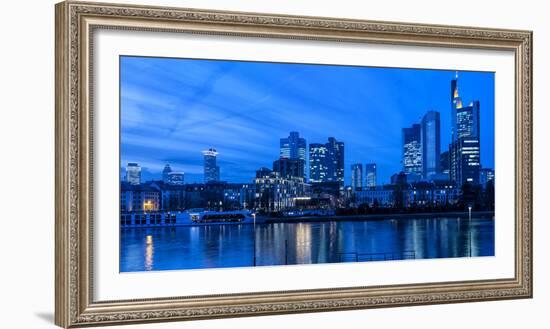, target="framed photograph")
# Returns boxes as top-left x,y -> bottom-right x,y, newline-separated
55,1 -> 532,327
